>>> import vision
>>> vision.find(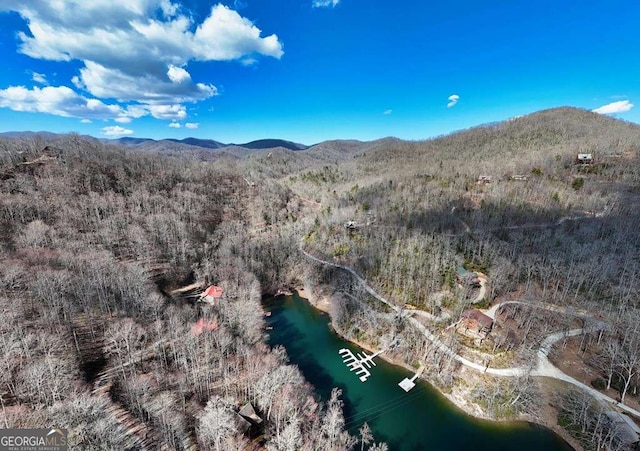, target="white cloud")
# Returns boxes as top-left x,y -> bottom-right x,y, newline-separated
192,5 -> 284,60
121,104 -> 147,120
0,1 -> 283,120
240,57 -> 258,66
71,76 -> 84,89
149,104 -> 187,120
0,85 -> 123,119
78,60 -> 216,104
80,118 -> 92,123
185,122 -> 199,129
160,0 -> 179,17
383,109 -> 393,115
102,125 -> 133,136
313,0 -> 340,7
447,94 -> 460,108
592,100 -> 634,115
0,84 -> 157,123
167,65 -> 191,84
169,121 -> 181,128
32,72 -> 48,84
